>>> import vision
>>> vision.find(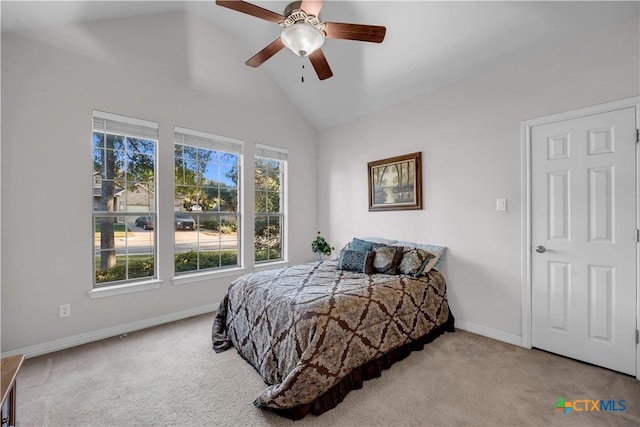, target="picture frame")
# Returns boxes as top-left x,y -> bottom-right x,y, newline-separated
368,152 -> 422,211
